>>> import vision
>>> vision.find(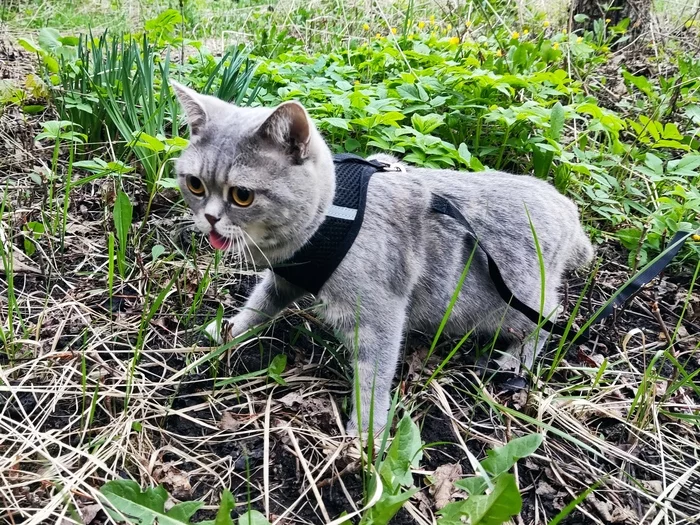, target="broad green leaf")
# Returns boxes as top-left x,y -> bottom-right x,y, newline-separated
18,38 -> 42,54
322,117 -> 350,130
616,228 -> 642,251
379,414 -> 422,488
38,28 -> 62,51
455,476 -> 488,496
114,191 -> 133,249
100,479 -> 201,525
461,473 -> 522,525
167,501 -> 204,522
361,488 -> 417,525
237,510 -> 270,525
215,489 -> 236,525
25,222 -> 45,235
132,132 -> 165,152
411,113 -> 444,134
662,123 -> 683,141
481,434 -> 543,477
151,245 -> 166,262
267,354 -> 287,385
59,35 -> 80,46
437,499 -> 469,525
548,102 -> 565,141
22,105 -> 46,114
